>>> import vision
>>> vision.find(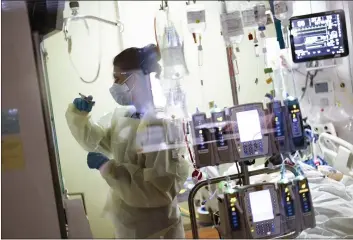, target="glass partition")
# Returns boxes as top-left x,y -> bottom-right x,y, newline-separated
41,1 -> 353,238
